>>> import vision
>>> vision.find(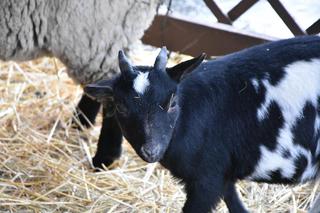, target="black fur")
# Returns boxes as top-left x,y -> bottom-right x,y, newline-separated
93,107 -> 123,168
85,36 -> 320,212
74,94 -> 101,128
